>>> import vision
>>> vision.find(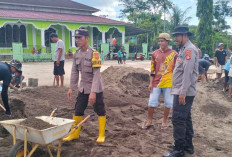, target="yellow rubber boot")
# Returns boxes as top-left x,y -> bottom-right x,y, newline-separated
96,116 -> 106,143
63,116 -> 83,141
